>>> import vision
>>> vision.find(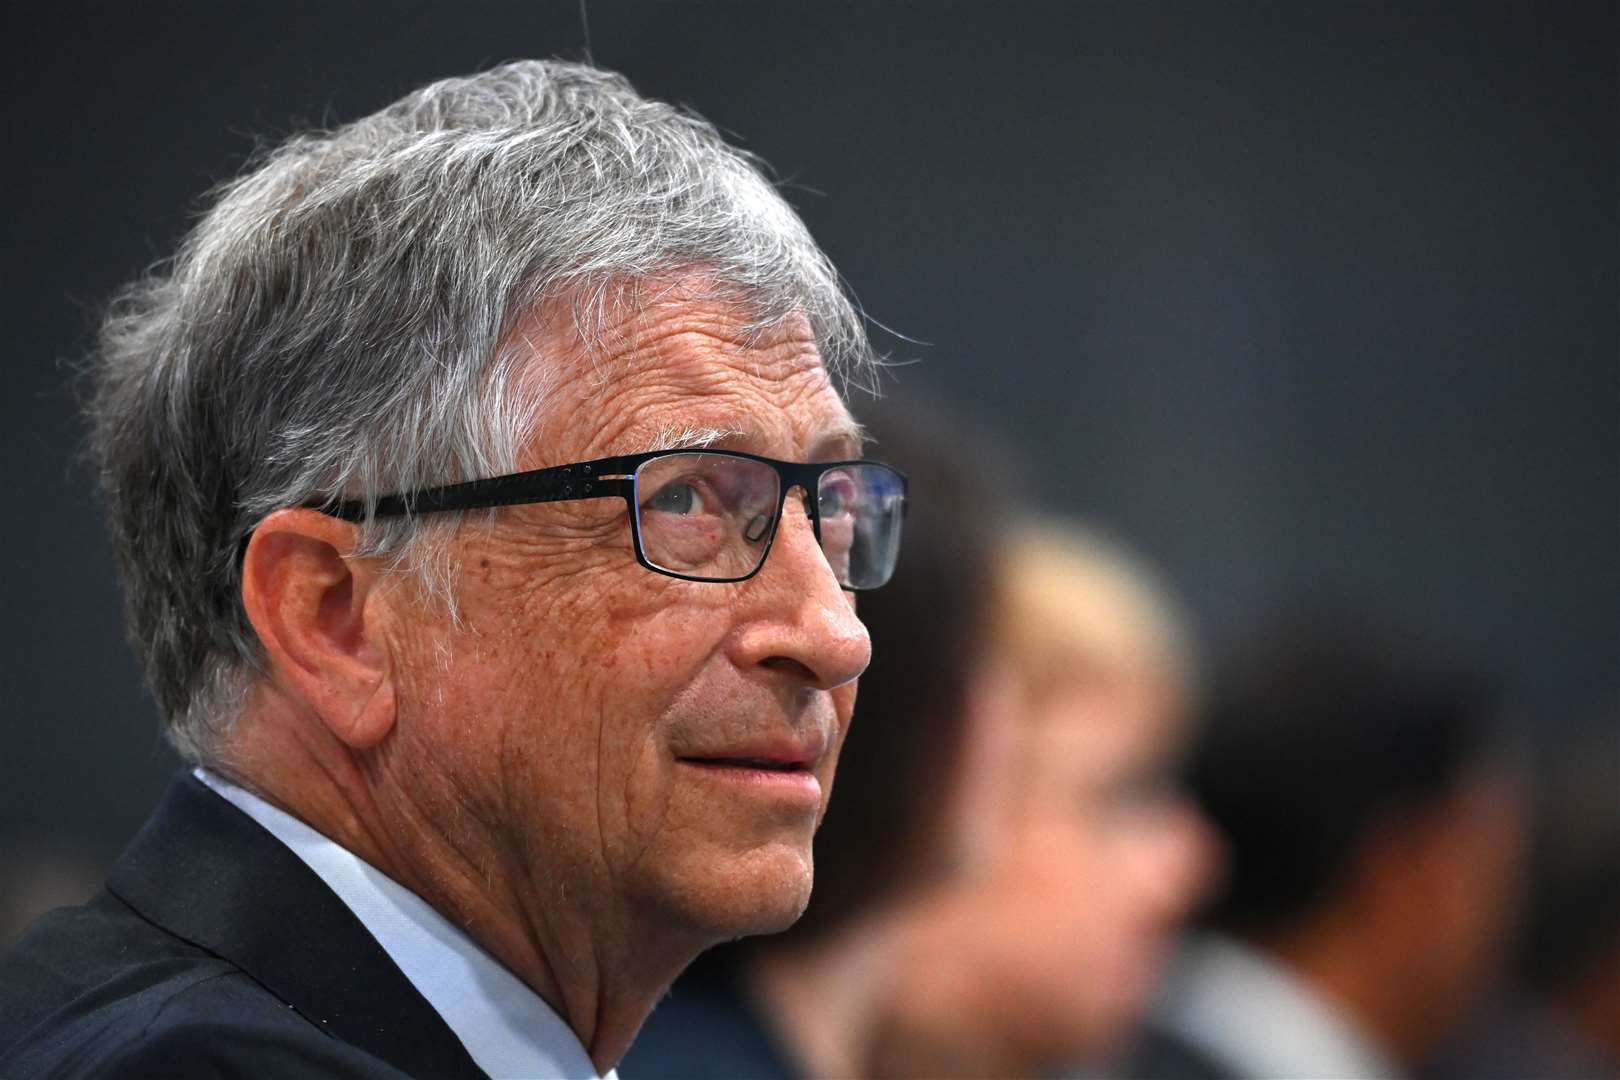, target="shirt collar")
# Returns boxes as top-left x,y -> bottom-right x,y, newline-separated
1156,932 -> 1401,1080
195,768 -> 614,1080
